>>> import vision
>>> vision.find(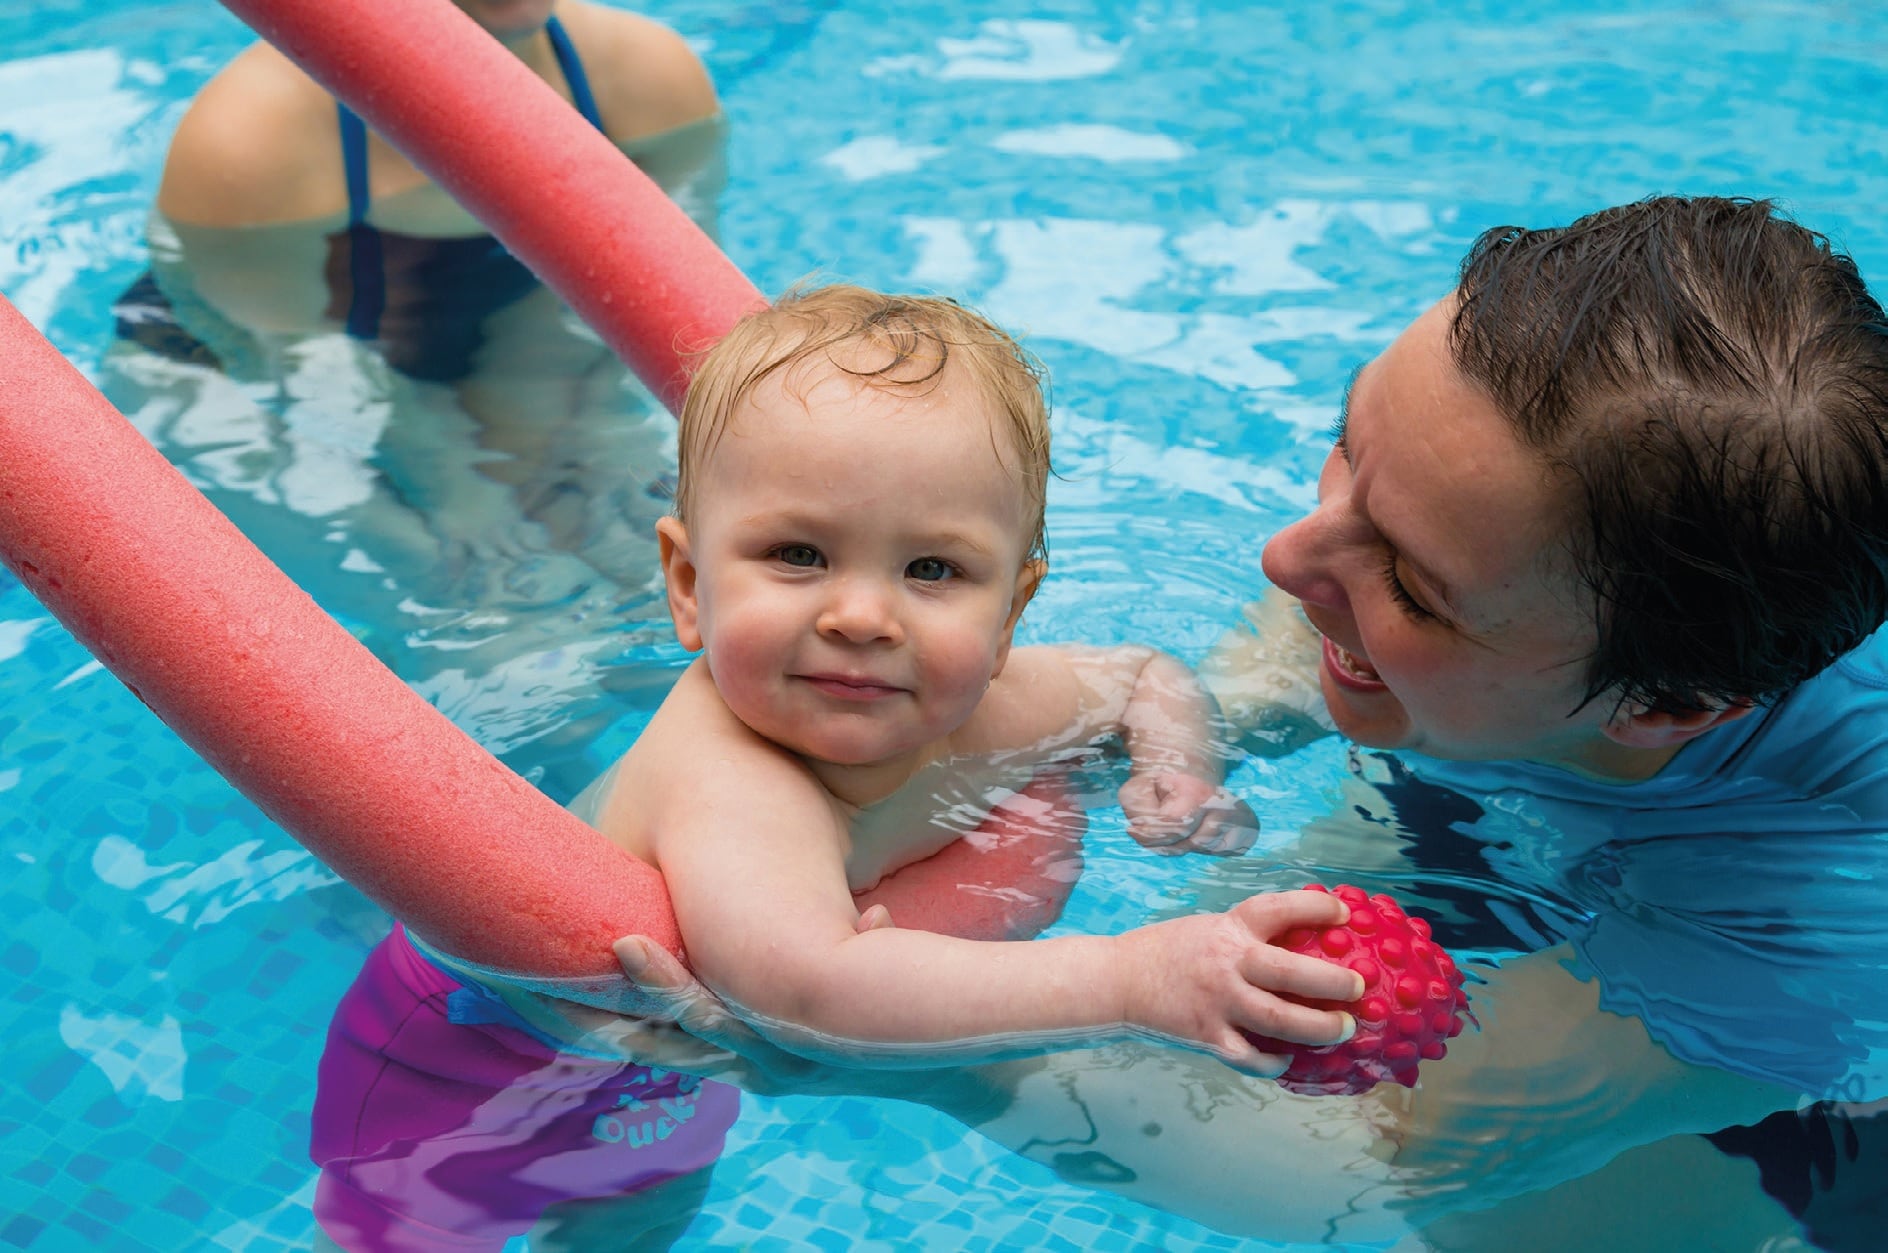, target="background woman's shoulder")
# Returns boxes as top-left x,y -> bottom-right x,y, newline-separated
156,42 -> 344,227
558,1 -> 721,143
